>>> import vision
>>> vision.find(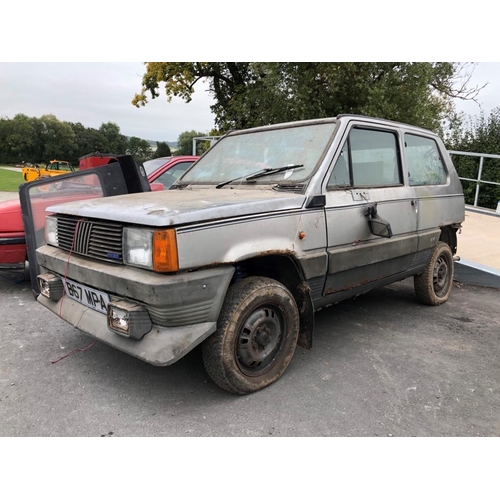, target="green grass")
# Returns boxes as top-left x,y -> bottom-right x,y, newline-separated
0,167 -> 24,192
